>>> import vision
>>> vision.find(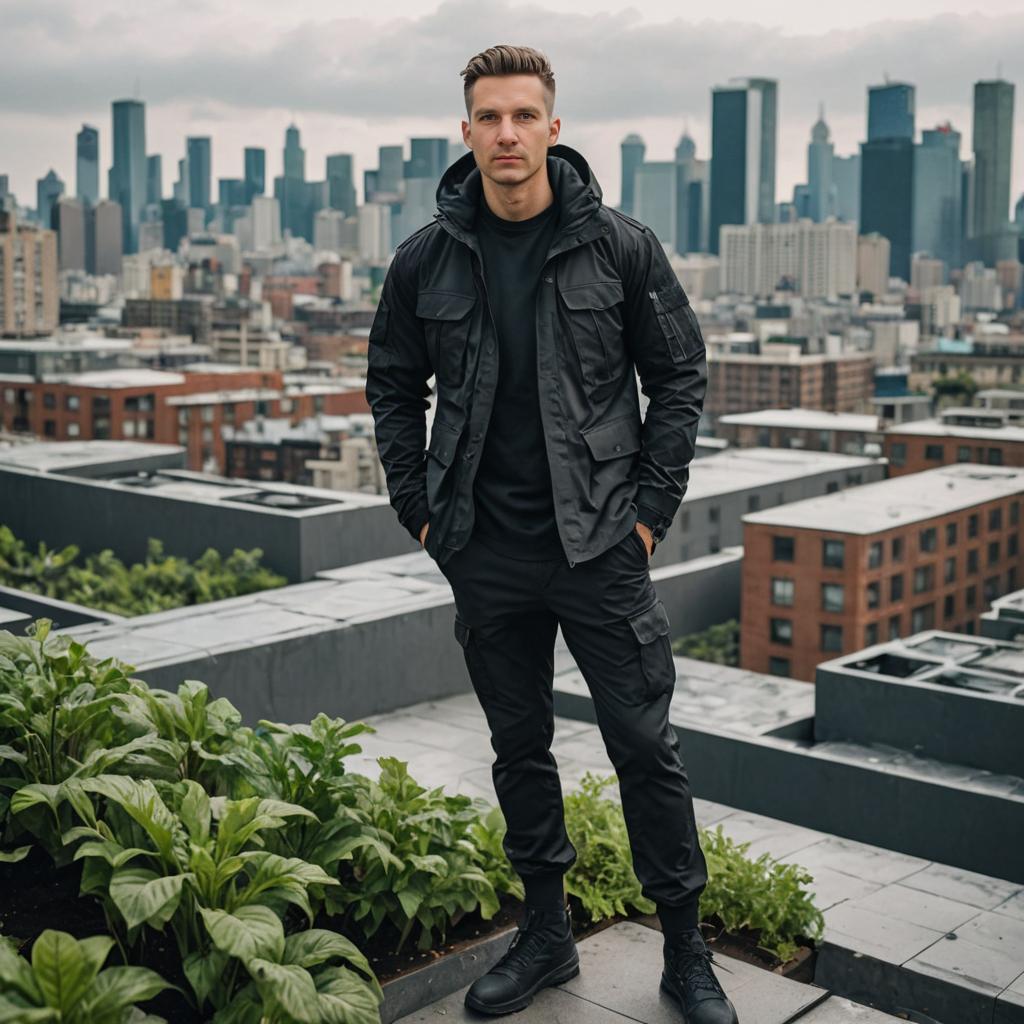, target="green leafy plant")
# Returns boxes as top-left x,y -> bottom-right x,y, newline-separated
0,528 -> 287,616
0,930 -> 173,1023
563,772 -> 655,922
698,824 -> 824,963
326,758 -> 518,953
672,619 -> 740,667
